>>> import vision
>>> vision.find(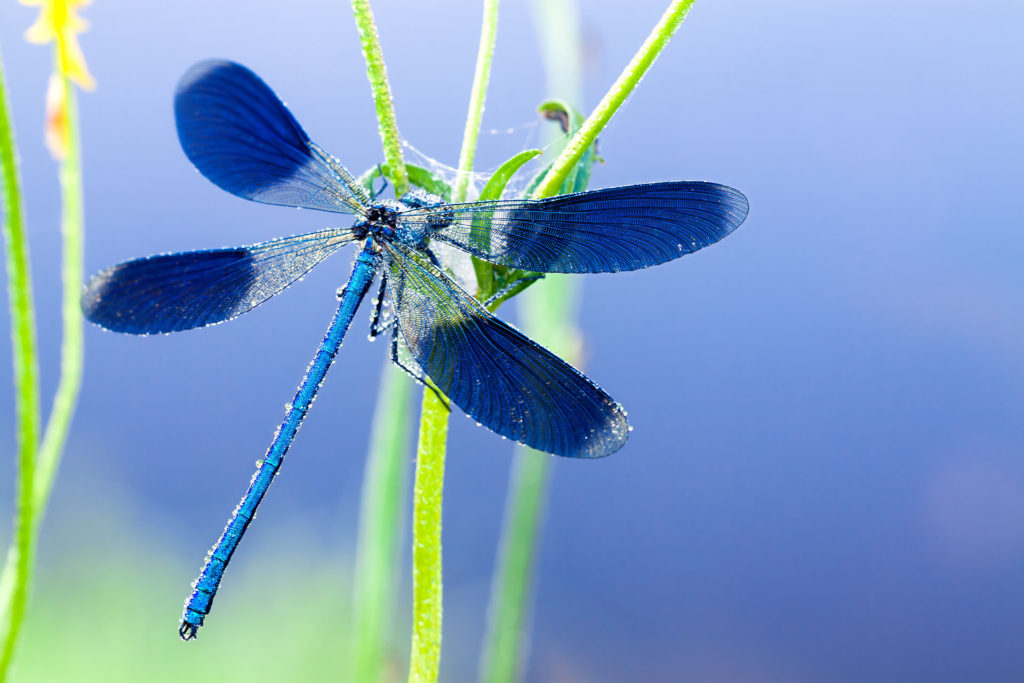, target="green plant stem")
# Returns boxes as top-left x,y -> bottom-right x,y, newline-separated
351,364 -> 412,683
407,2 -> 501,681
408,389 -> 448,683
349,3 -> 417,679
351,0 -> 409,195
481,3 -> 583,672
0,45 -> 41,680
534,0 -> 695,198
453,0 -> 499,204
482,3 -> 696,680
36,72 -> 84,518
